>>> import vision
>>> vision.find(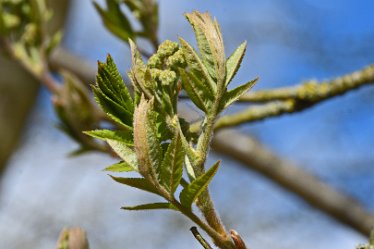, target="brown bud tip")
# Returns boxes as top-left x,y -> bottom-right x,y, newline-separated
230,229 -> 247,249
